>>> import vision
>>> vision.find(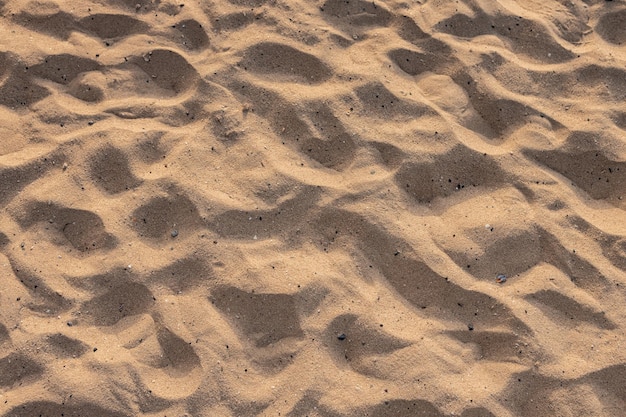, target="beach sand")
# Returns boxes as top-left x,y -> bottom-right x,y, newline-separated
1,0 -> 626,415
